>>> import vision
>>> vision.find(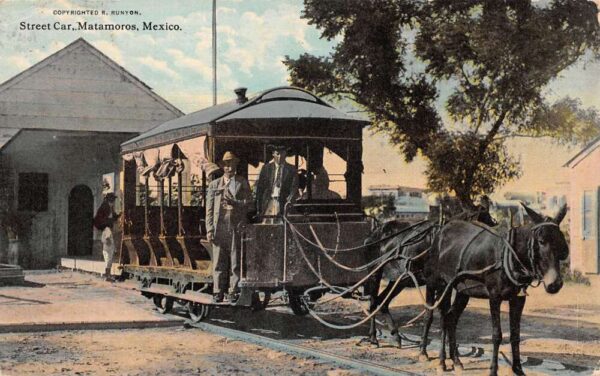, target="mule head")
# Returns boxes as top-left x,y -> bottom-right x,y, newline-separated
521,203 -> 569,294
